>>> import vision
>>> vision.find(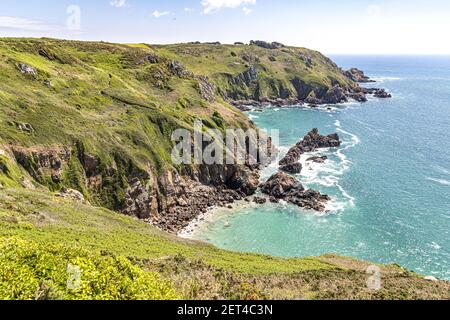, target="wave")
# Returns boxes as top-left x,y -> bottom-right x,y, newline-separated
433,165 -> 450,176
371,76 -> 402,83
426,177 -> 450,186
292,120 -> 359,212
